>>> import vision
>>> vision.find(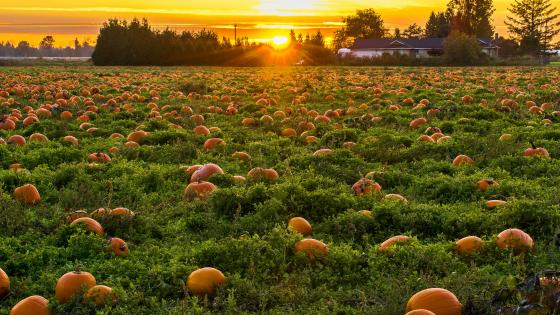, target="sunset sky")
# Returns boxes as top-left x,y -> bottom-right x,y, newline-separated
0,0 -> 548,47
